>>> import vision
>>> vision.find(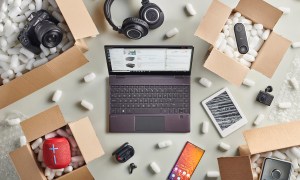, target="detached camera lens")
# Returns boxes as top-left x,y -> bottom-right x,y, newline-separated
271,169 -> 281,179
